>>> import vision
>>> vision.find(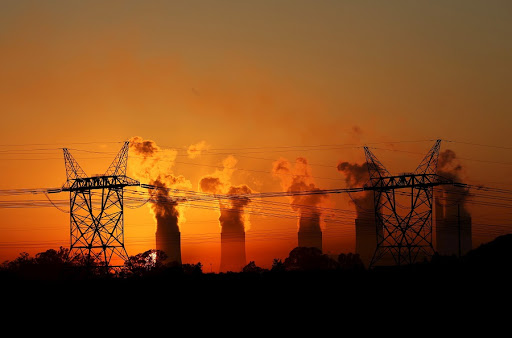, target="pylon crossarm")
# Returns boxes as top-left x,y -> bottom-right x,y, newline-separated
63,148 -> 88,182
415,139 -> 441,175
105,141 -> 130,177
364,147 -> 391,186
364,174 -> 453,192
63,176 -> 140,192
